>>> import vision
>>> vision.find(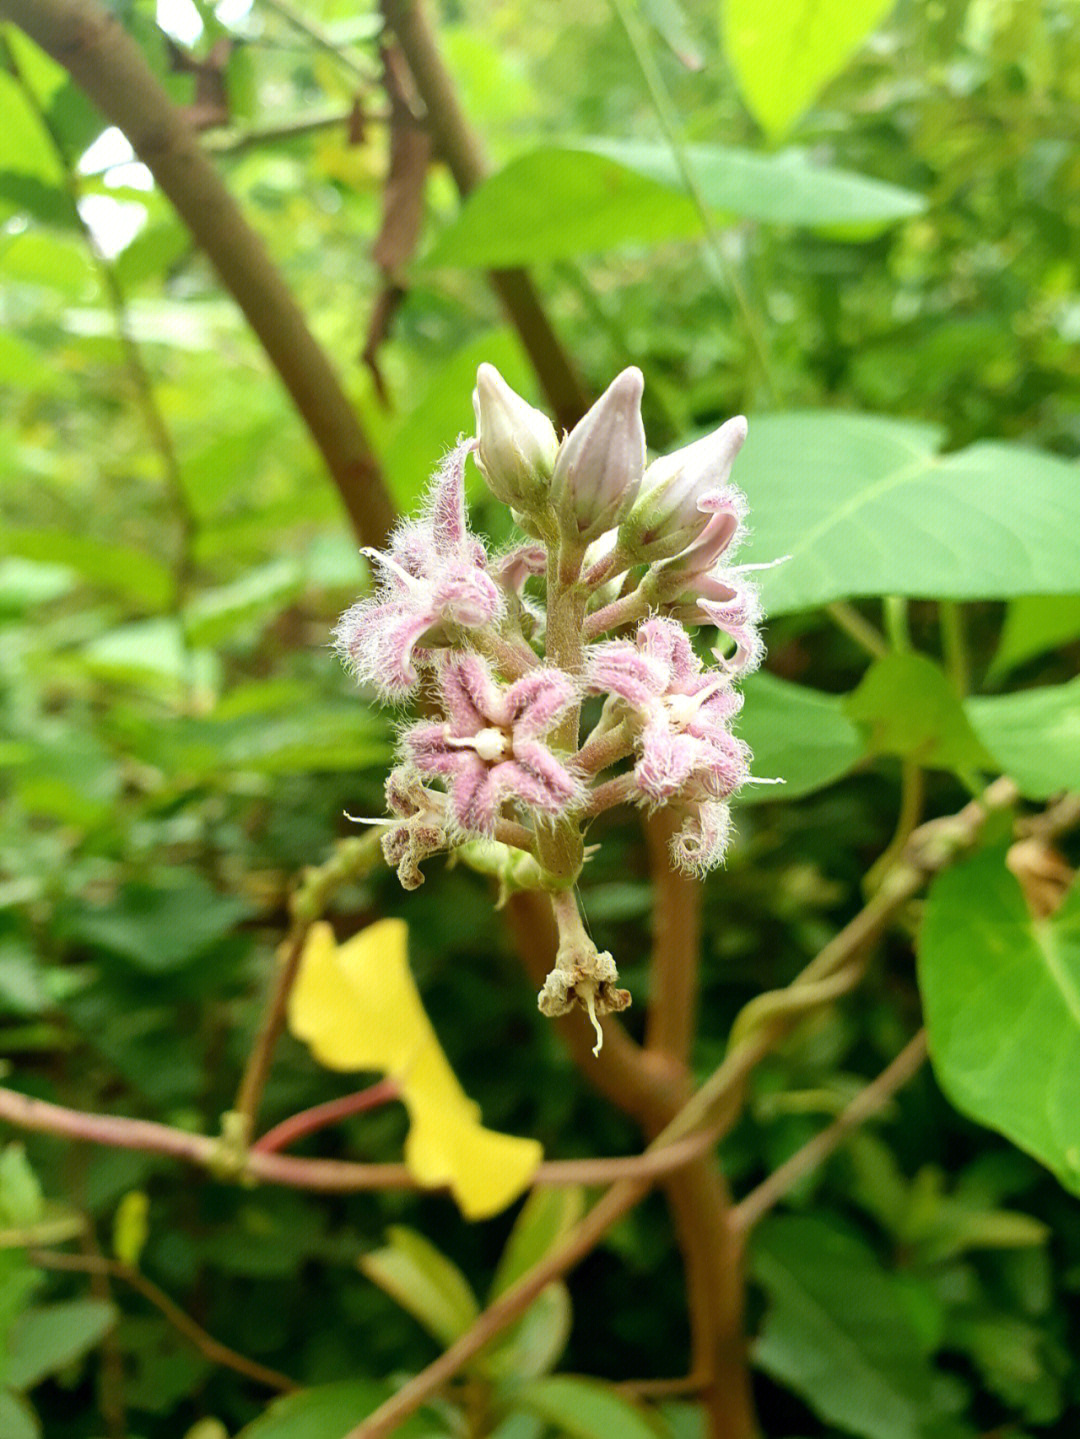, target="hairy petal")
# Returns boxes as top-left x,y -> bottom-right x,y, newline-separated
635,722 -> 699,801
504,666 -> 578,738
669,800 -> 733,876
